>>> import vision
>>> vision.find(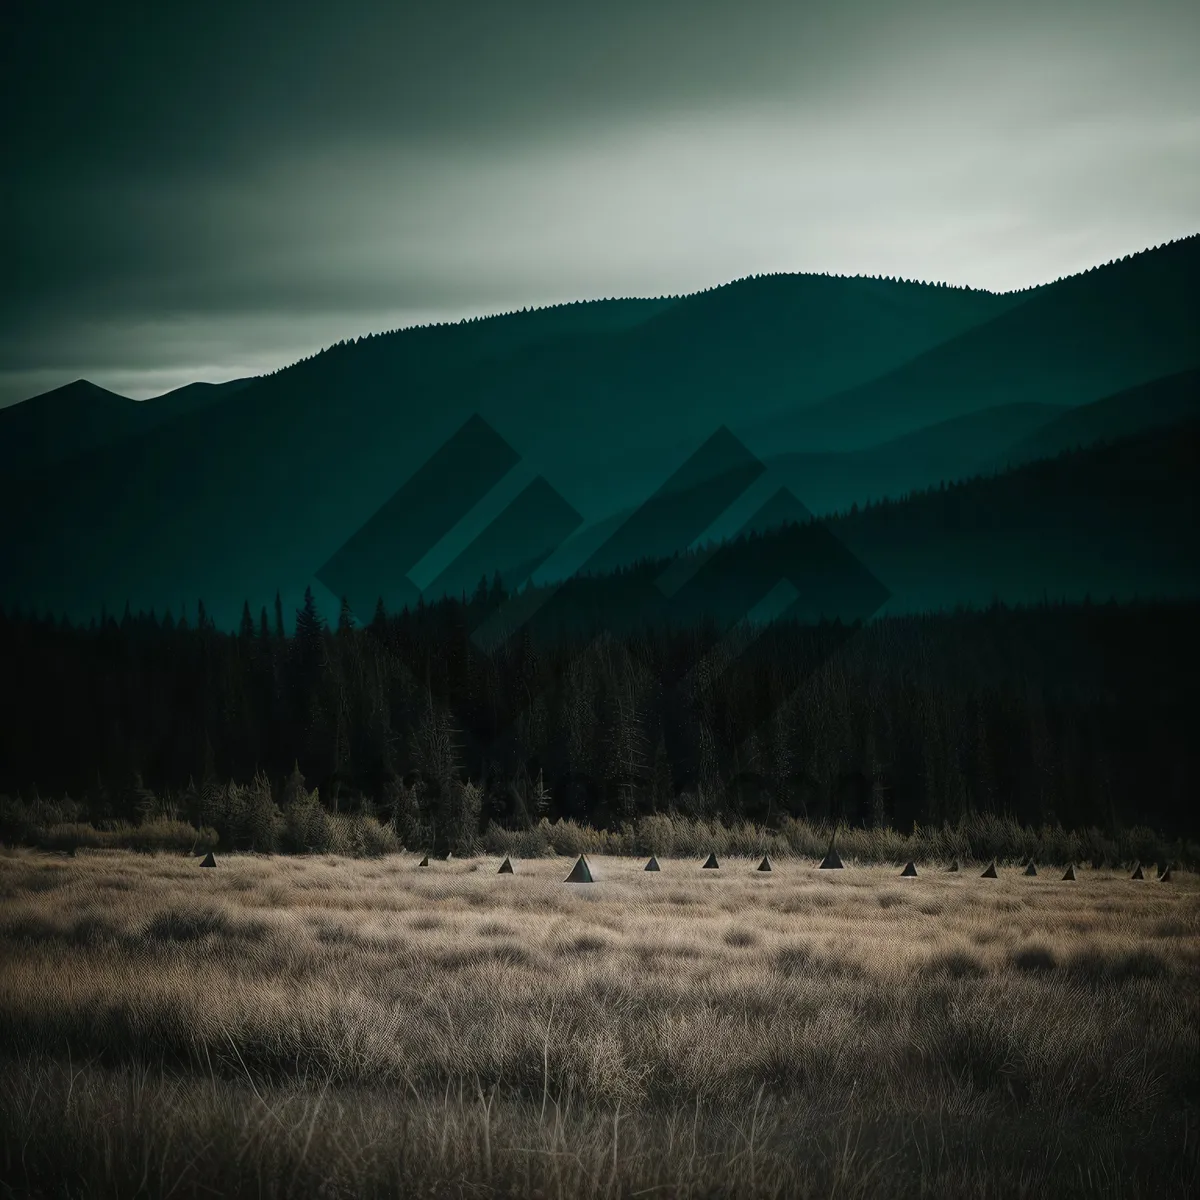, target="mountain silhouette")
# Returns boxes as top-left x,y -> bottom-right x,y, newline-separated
0,238 -> 1196,627
481,418 -> 1198,635
0,376 -> 252,478
0,380 -> 141,475
762,402 -> 1068,516
996,367 -> 1200,468
832,420 -> 1200,613
744,236 -> 1199,453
